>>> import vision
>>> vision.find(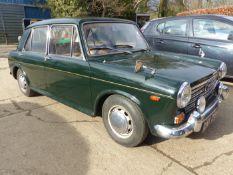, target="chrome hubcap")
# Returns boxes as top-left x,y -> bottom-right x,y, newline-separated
18,73 -> 27,93
108,105 -> 133,138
